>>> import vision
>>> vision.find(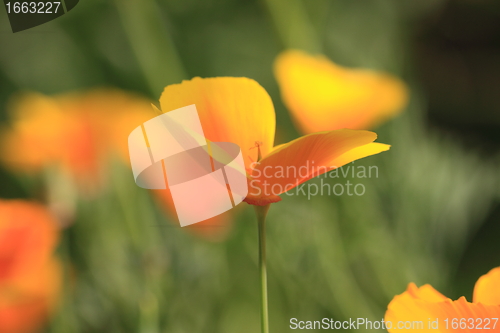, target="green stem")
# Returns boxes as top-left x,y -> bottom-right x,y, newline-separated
254,204 -> 271,333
